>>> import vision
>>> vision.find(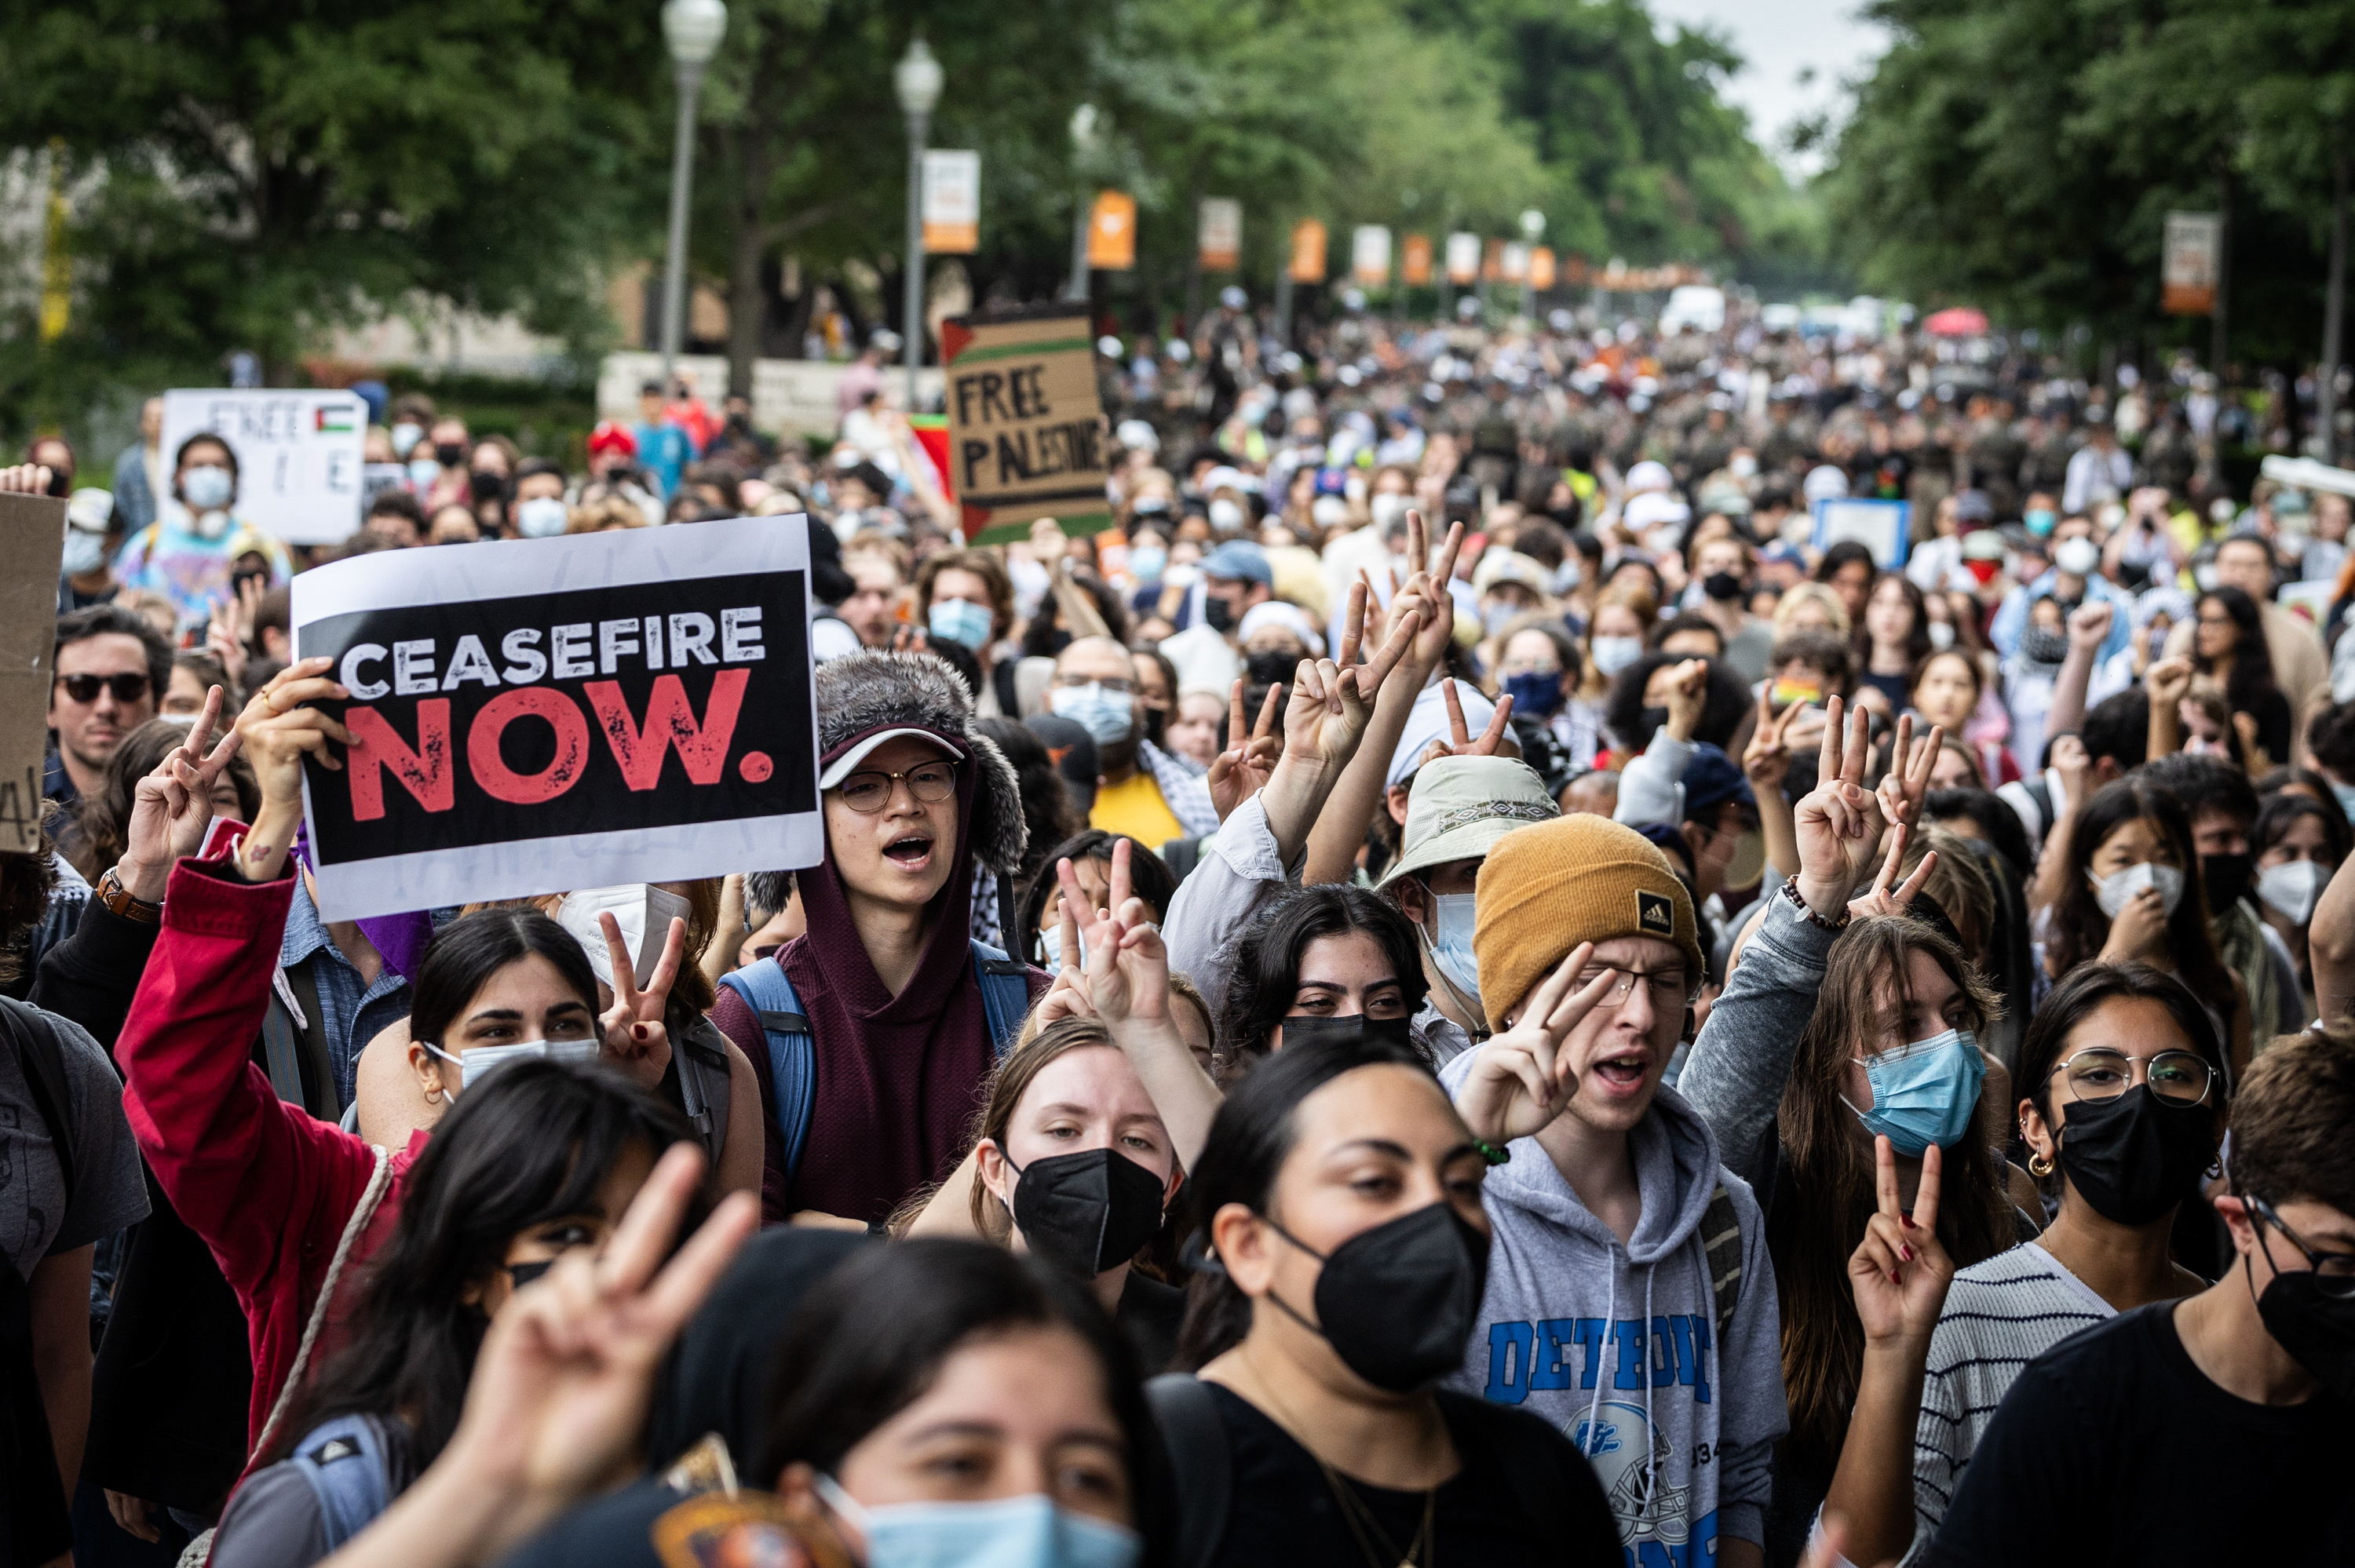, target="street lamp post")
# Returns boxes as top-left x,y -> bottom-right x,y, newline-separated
1519,207 -> 1545,322
1066,104 -> 1097,304
659,0 -> 728,384
895,38 -> 944,411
